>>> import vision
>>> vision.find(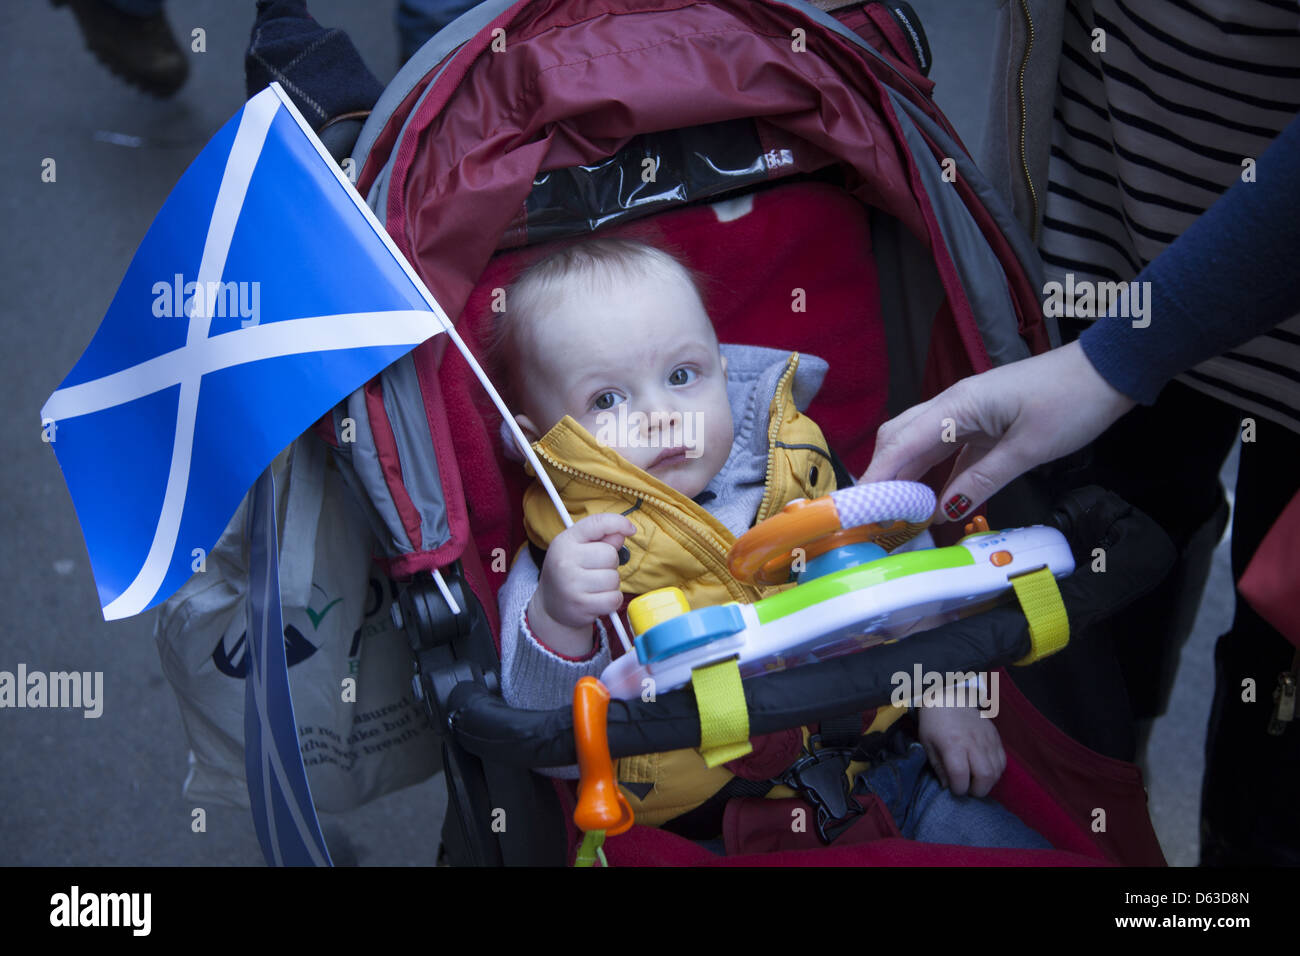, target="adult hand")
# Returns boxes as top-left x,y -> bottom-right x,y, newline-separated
860,341 -> 1137,522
